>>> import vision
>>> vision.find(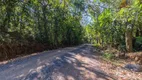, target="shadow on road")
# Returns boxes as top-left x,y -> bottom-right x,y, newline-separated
23,45 -> 116,80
